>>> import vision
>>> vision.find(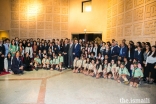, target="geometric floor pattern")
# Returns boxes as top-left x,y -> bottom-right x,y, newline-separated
0,69 -> 155,104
